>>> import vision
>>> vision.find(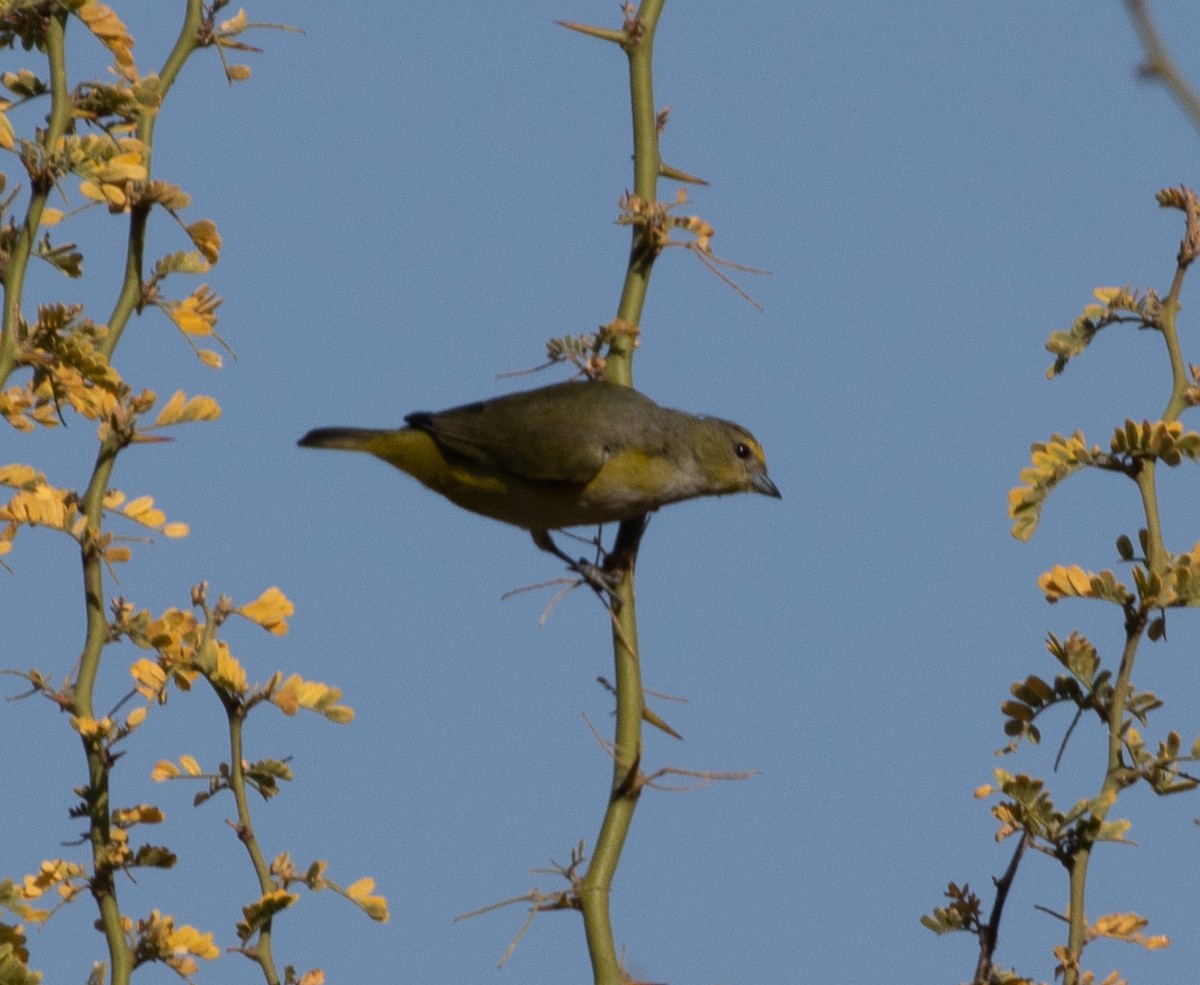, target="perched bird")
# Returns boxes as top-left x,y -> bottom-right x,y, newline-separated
298,379 -> 780,573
